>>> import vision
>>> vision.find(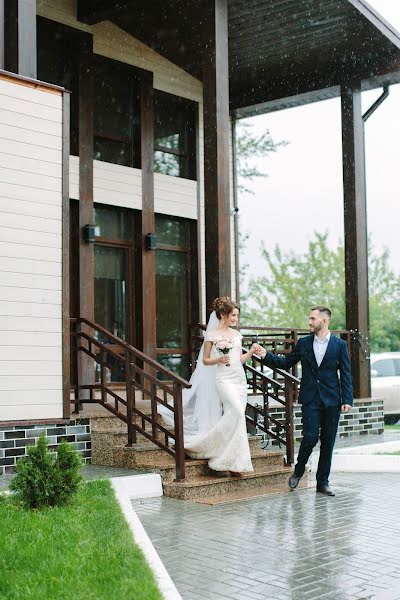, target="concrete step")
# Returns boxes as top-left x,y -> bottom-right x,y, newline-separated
192,479 -> 312,505
163,467 -> 297,501
114,444 -> 286,482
